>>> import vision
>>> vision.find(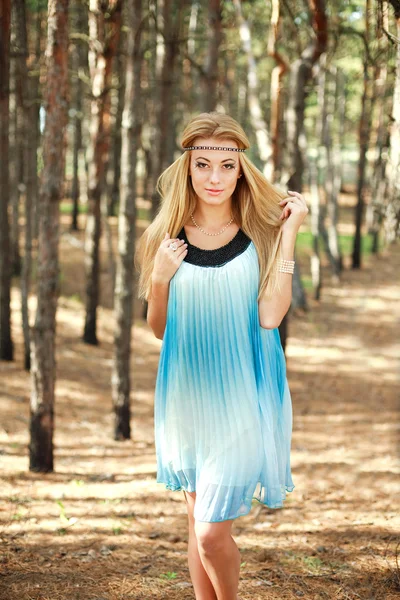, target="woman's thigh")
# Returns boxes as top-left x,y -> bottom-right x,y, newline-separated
183,490 -> 197,526
183,491 -> 235,539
